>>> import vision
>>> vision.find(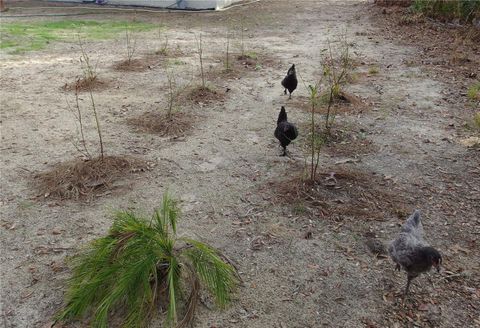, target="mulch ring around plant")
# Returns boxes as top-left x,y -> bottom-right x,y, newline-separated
206,52 -> 282,81
270,166 -> 411,222
62,76 -> 109,92
34,155 -> 151,201
299,126 -> 379,157
293,91 -> 368,115
128,111 -> 195,137
236,51 -> 283,69
186,86 -> 227,105
112,56 -> 161,72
